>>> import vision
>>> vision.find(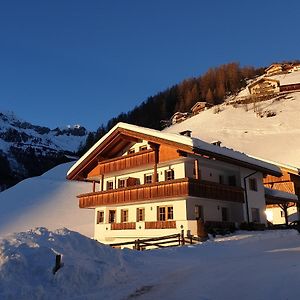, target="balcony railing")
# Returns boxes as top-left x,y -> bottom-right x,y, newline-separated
111,222 -> 136,230
145,221 -> 176,229
88,150 -> 155,177
78,178 -> 244,208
